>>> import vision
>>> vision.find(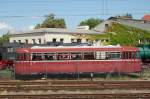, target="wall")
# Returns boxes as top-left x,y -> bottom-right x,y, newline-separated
9,33 -> 45,44
9,32 -> 88,44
